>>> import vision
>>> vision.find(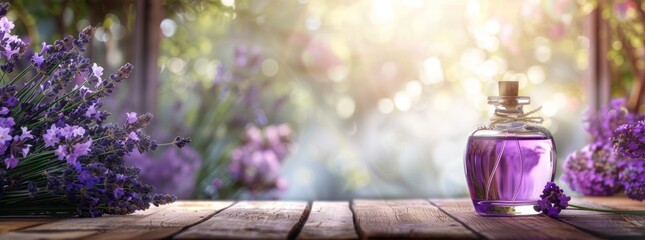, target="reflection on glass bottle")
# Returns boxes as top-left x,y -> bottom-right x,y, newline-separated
465,81 -> 556,216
